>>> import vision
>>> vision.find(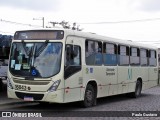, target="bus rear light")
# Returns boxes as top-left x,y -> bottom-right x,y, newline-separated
7,78 -> 13,89
48,80 -> 61,92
